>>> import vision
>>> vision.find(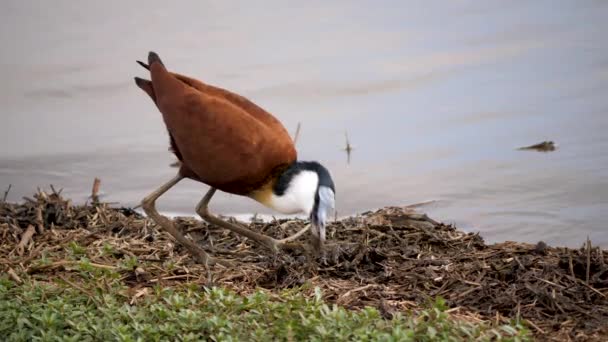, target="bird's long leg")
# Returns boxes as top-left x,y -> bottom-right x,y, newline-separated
142,173 -> 218,266
196,188 -> 306,253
